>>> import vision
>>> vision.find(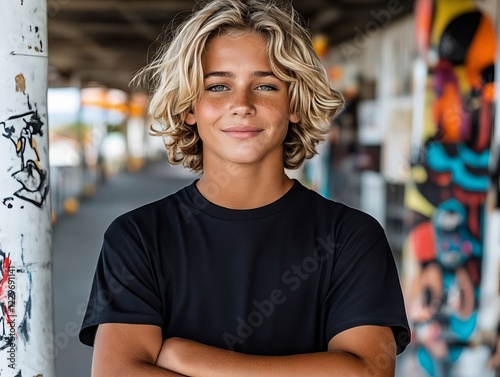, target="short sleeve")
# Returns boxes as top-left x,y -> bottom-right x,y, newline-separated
79,216 -> 163,346
323,218 -> 410,354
